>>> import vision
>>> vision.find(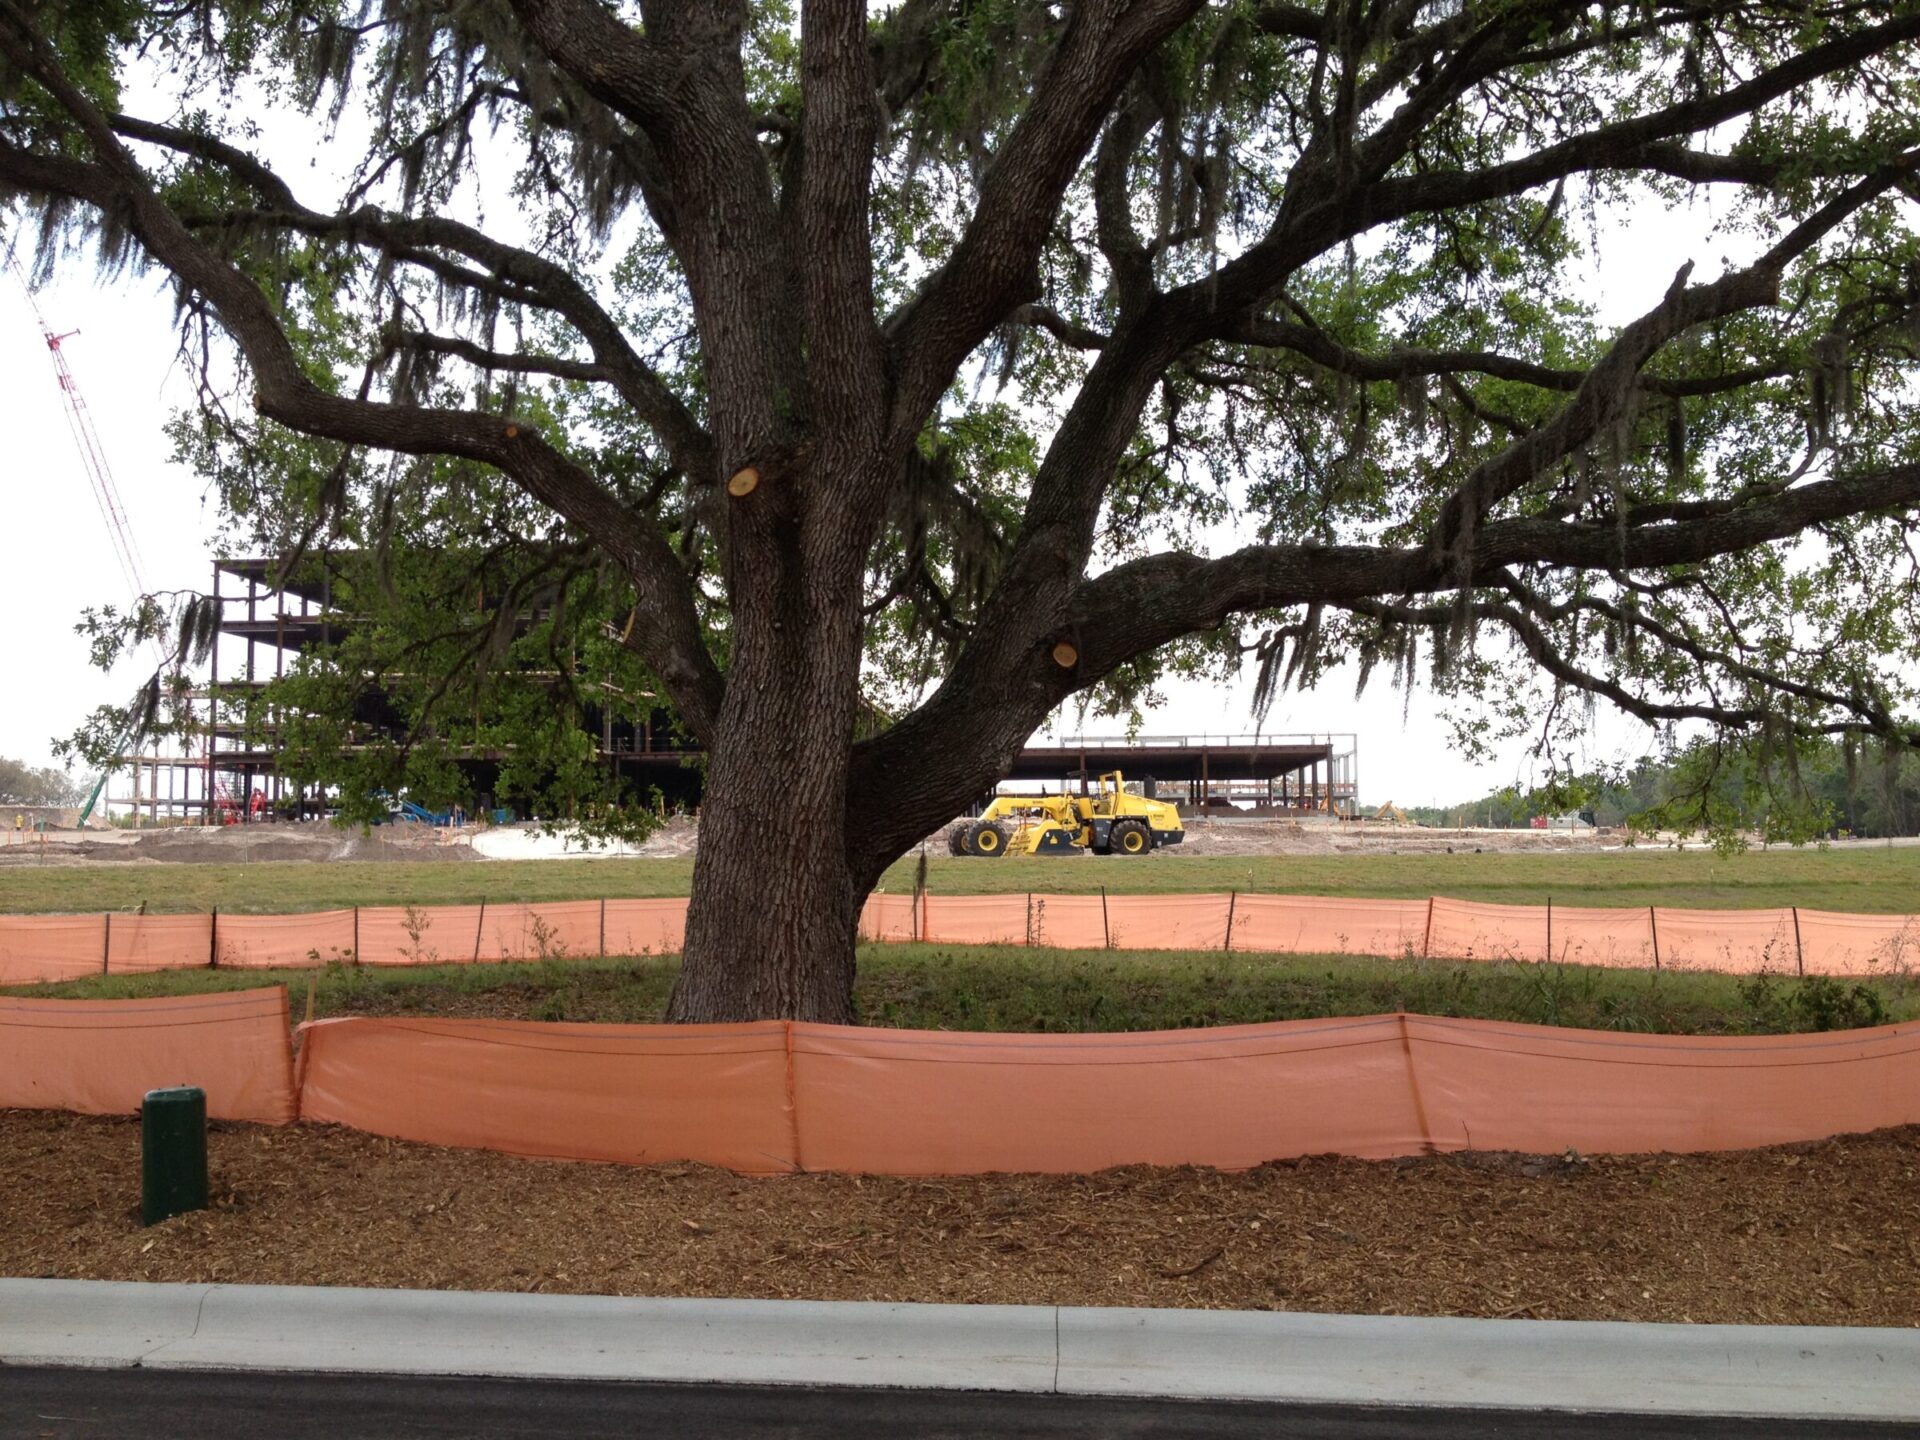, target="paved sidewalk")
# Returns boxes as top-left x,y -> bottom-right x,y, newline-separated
2,1279 -> 1916,1422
